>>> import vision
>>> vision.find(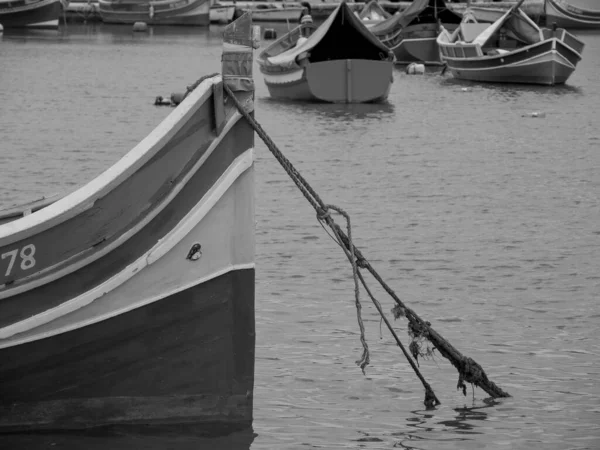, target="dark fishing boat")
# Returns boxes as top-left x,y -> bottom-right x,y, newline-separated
98,0 -> 210,25
369,0 -> 462,65
257,1 -> 394,103
545,0 -> 600,29
437,2 -> 585,85
0,0 -> 62,28
0,13 -> 256,434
